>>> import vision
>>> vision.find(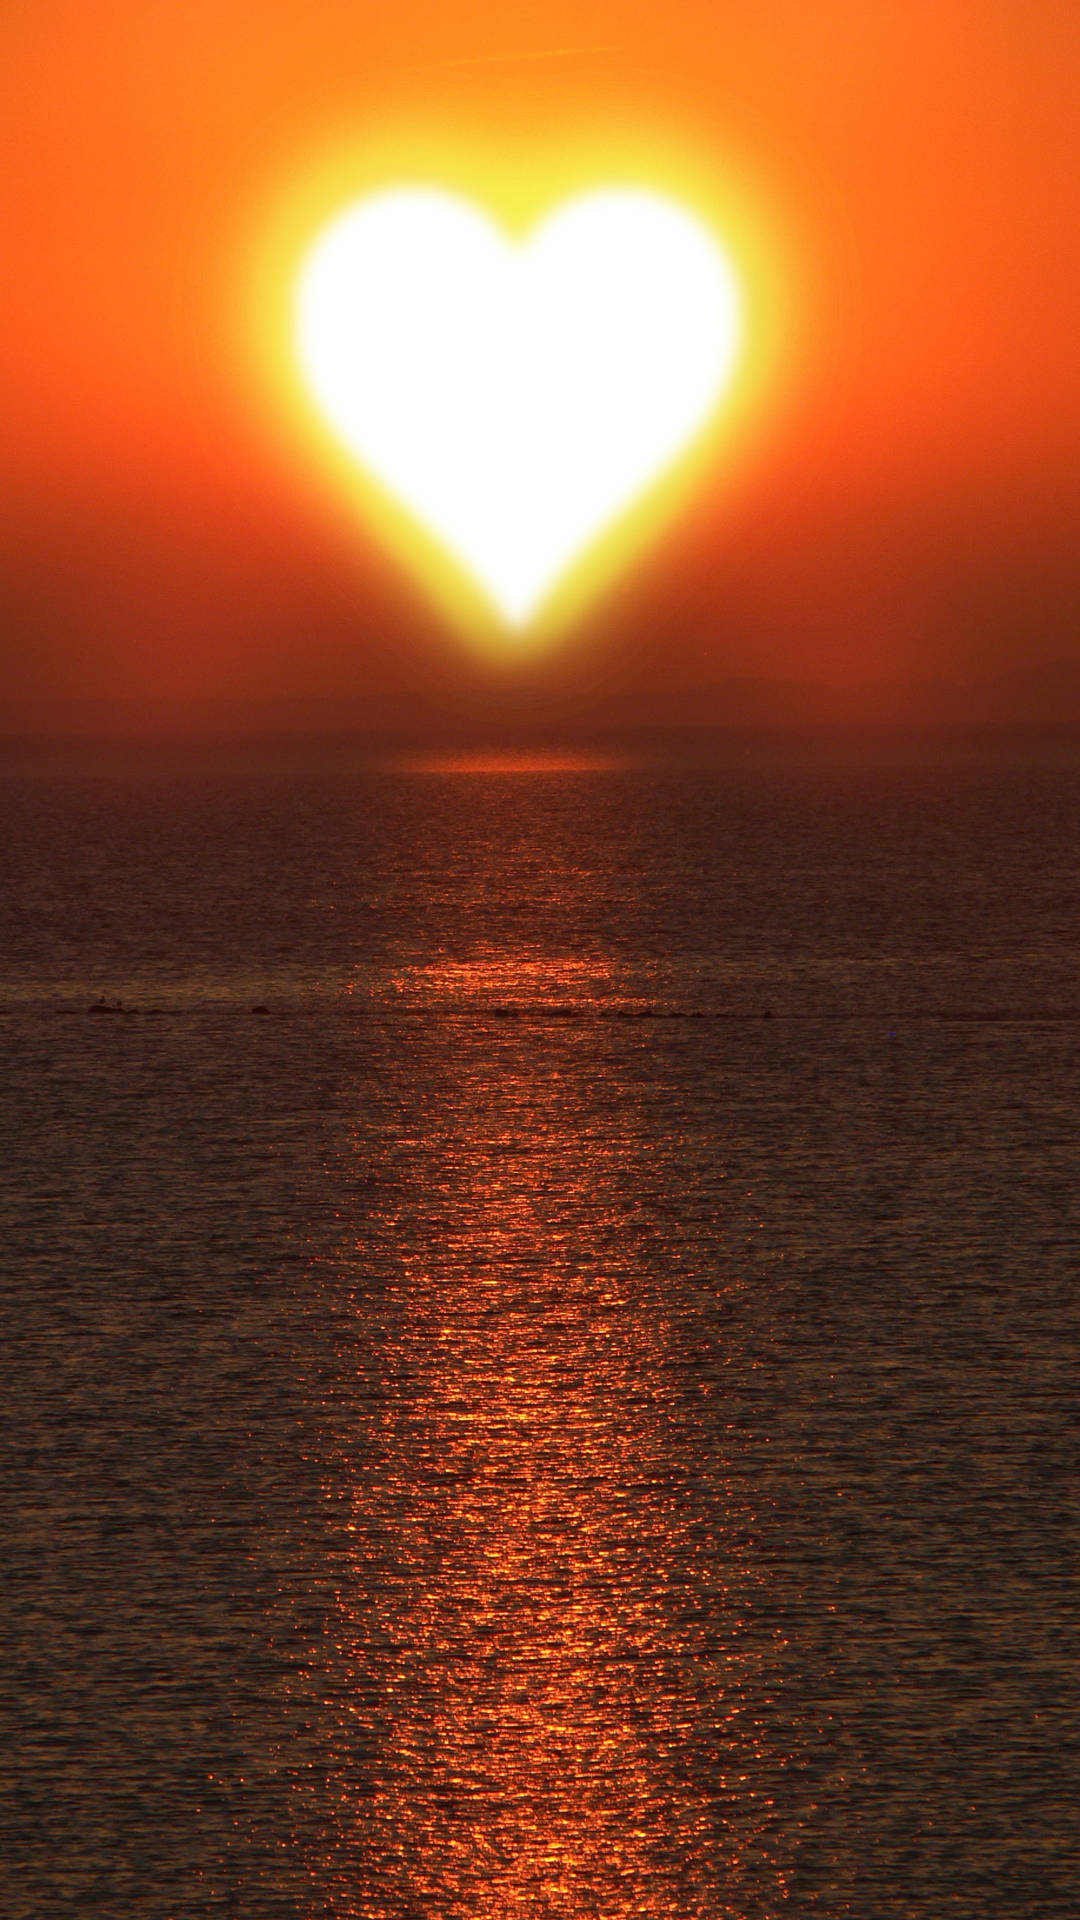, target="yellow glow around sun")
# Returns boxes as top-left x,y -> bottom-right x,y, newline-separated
295,187 -> 740,632
246,132 -> 788,656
